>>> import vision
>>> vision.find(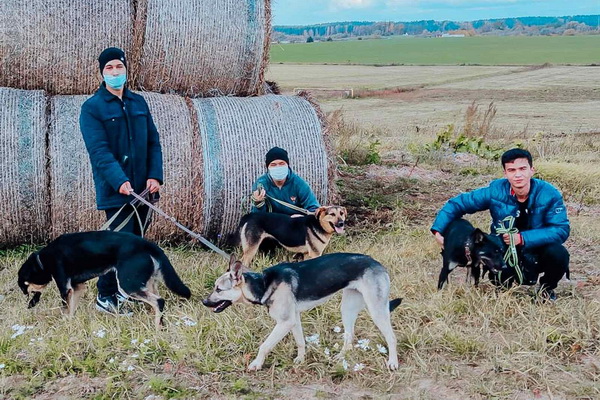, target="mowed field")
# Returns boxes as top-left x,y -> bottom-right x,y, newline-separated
1,61 -> 599,398
270,36 -> 600,65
